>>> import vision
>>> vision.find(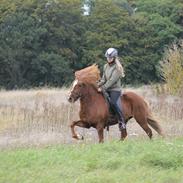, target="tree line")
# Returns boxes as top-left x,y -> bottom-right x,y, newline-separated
0,0 -> 182,89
